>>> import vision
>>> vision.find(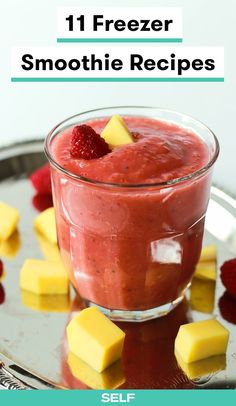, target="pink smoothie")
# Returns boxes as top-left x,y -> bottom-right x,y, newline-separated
50,116 -> 211,311
52,117 -> 208,185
